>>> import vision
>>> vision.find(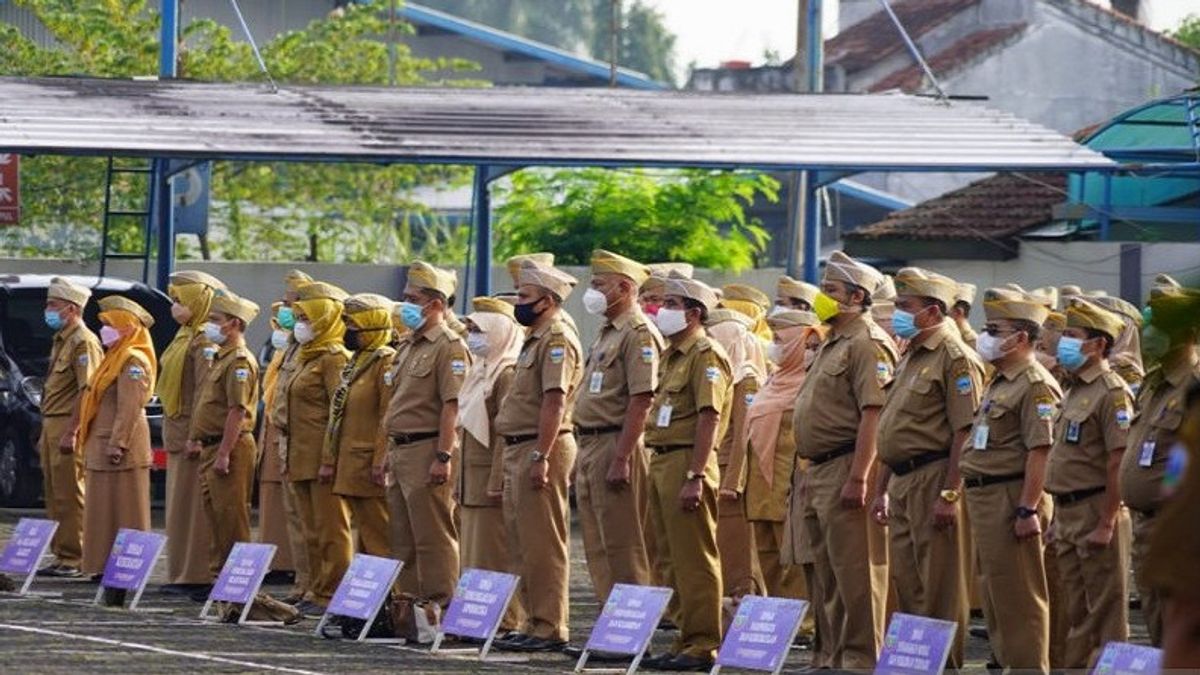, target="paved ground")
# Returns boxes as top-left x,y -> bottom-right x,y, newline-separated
0,508 -> 1150,673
